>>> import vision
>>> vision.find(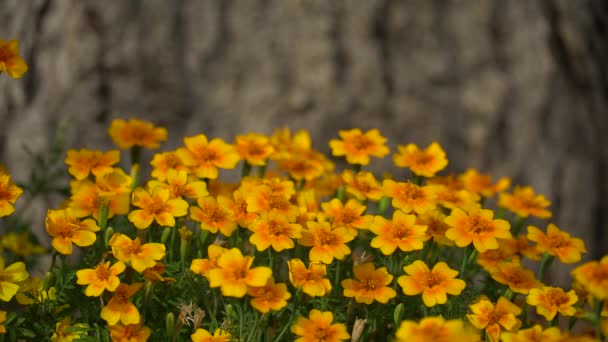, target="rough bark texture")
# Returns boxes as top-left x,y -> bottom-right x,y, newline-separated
1,0 -> 607,284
